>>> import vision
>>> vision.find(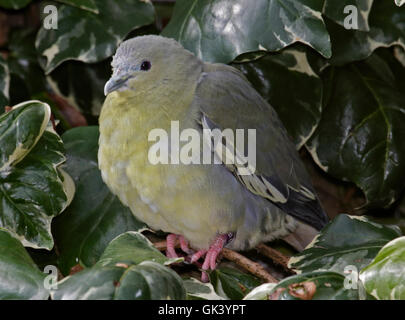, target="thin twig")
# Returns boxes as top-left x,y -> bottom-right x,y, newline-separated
255,243 -> 295,274
222,248 -> 278,283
